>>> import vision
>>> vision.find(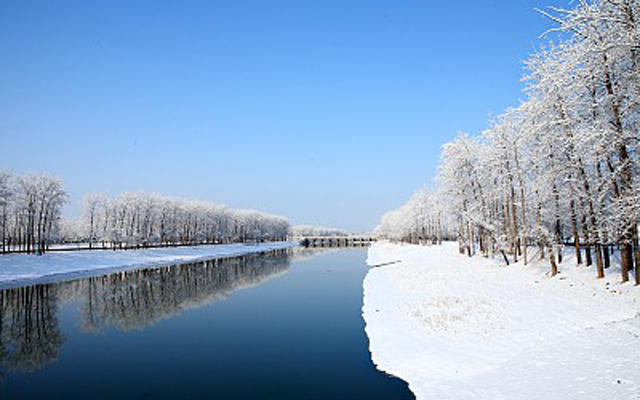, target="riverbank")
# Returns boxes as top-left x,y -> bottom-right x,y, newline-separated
0,242 -> 298,288
363,242 -> 640,400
